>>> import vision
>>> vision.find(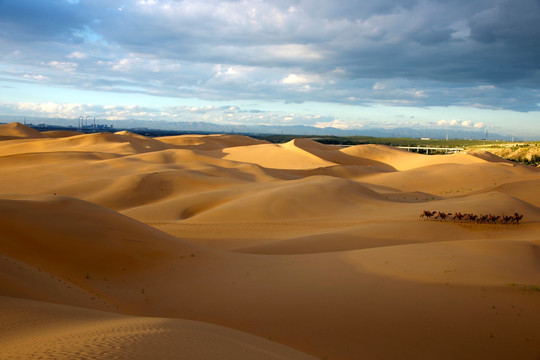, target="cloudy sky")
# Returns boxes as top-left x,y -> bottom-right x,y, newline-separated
1,0 -> 539,137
